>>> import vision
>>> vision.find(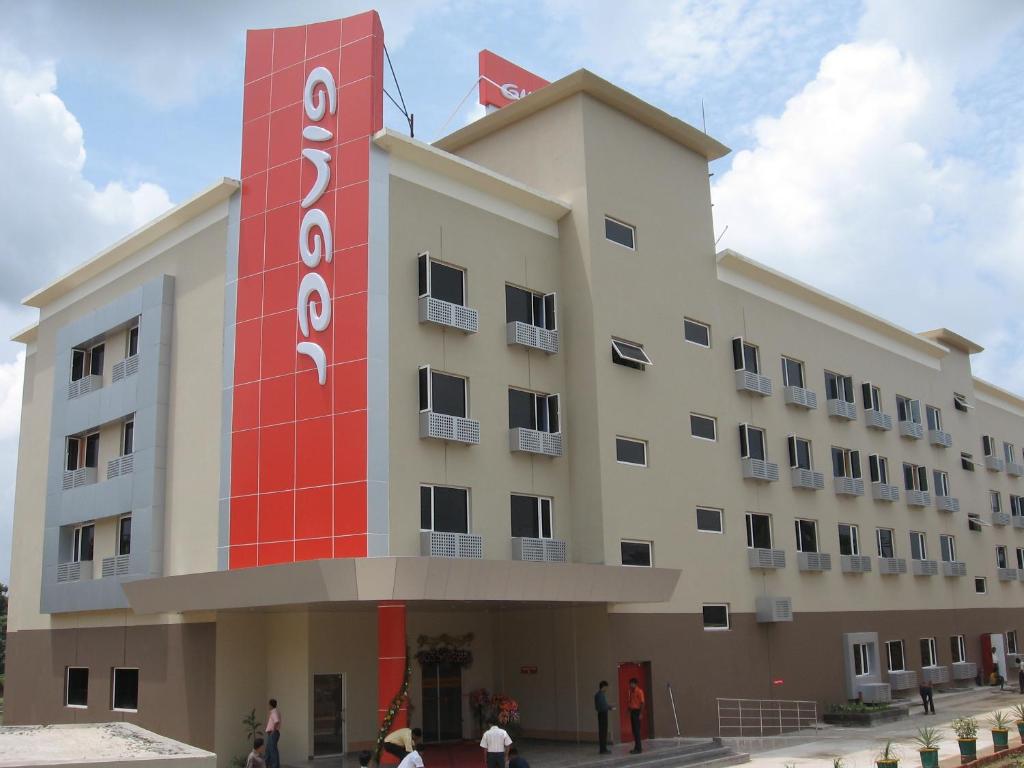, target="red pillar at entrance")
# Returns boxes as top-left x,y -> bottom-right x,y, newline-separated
378,601 -> 408,761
